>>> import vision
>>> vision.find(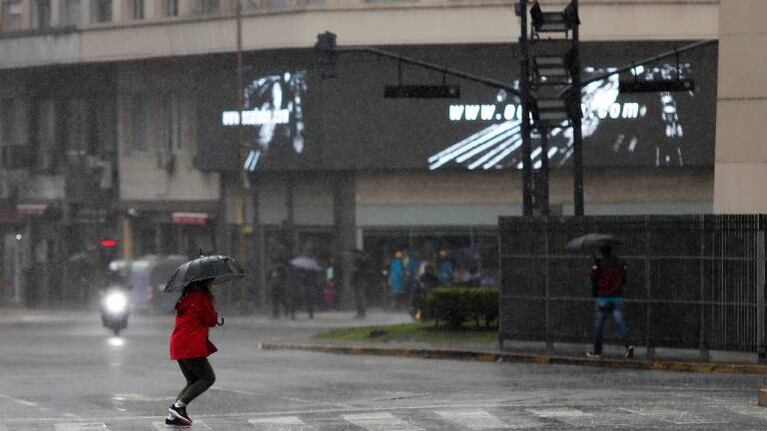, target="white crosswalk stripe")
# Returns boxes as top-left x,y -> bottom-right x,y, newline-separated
619,407 -> 726,425
526,407 -> 595,427
249,416 -> 314,430
435,409 -> 519,429
55,424 -> 110,431
342,412 -> 425,431
152,420 -> 213,430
